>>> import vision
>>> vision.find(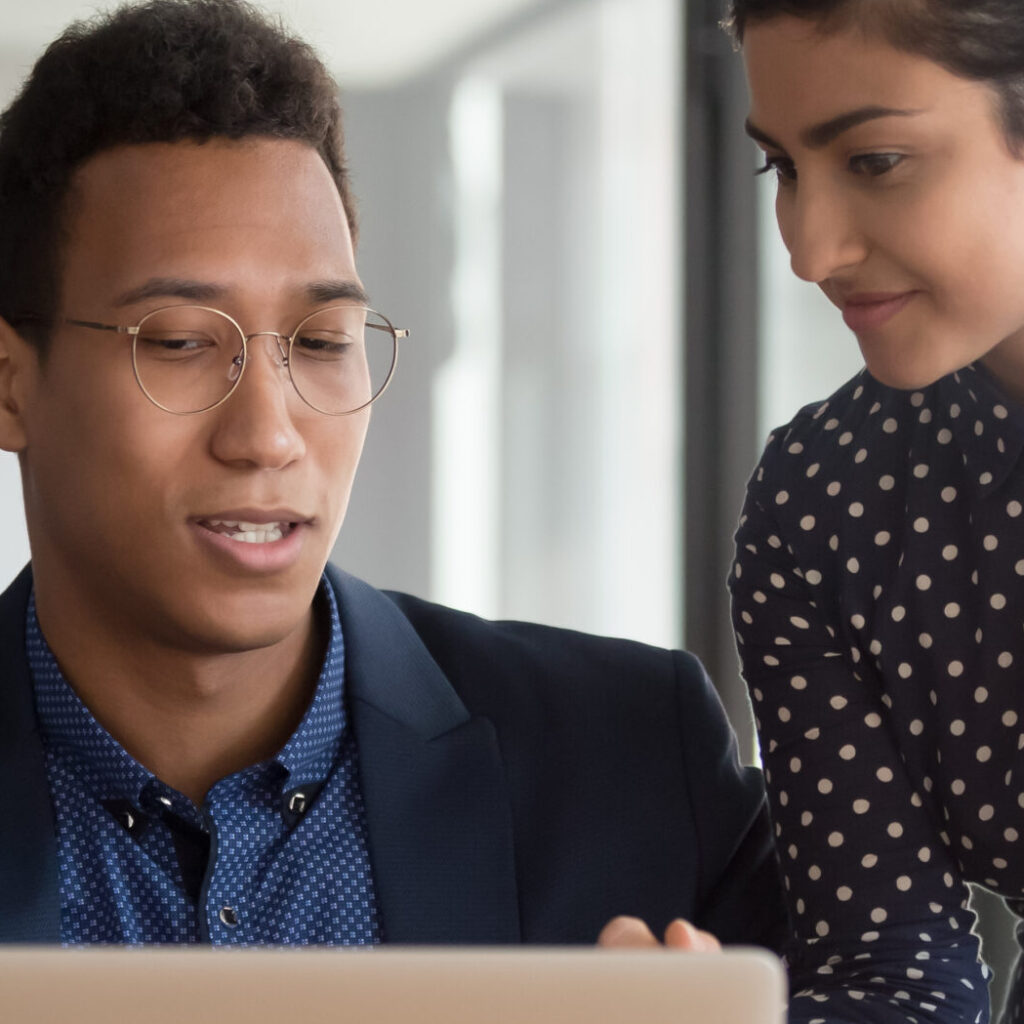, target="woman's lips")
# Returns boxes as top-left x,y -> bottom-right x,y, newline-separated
842,292 -> 917,333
